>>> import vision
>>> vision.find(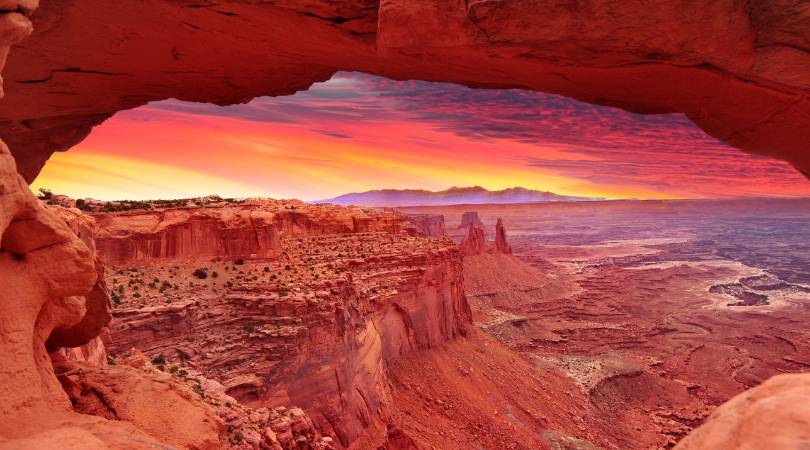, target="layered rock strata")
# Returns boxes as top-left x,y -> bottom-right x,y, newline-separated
84,203 -> 471,447
402,213 -> 447,238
